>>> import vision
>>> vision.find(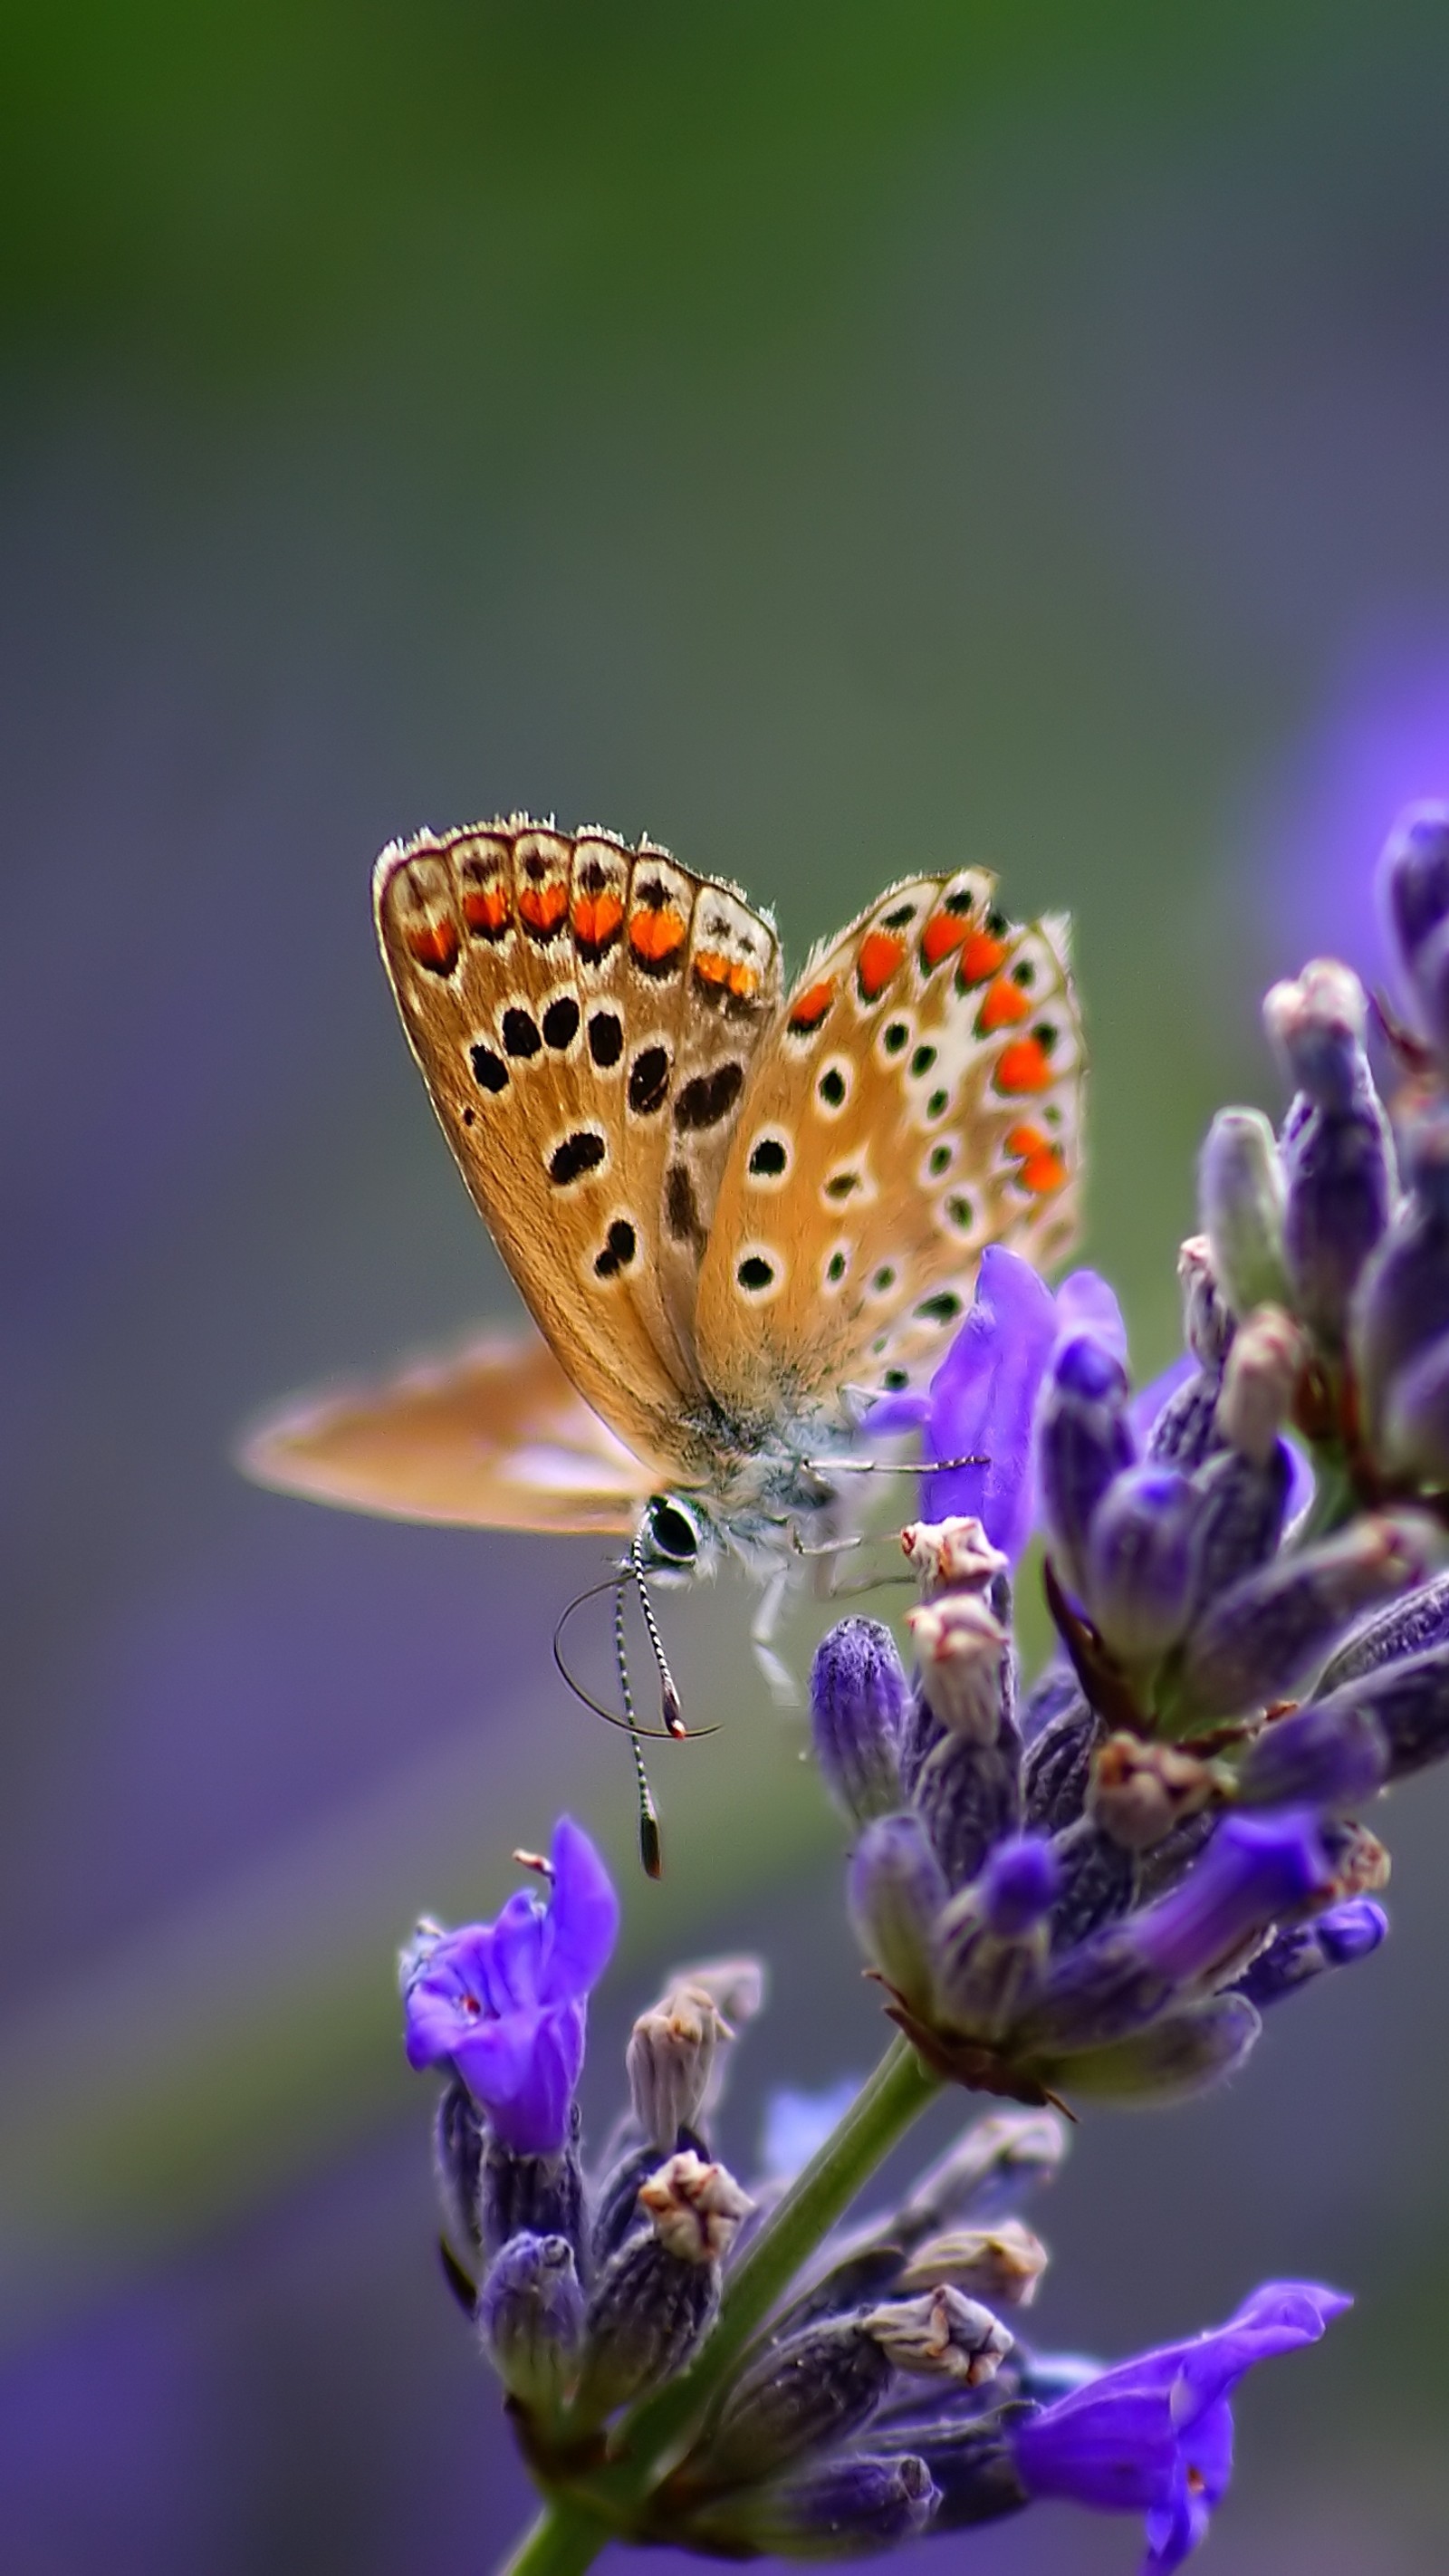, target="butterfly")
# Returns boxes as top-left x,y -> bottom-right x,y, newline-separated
244,817 -> 1085,1809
